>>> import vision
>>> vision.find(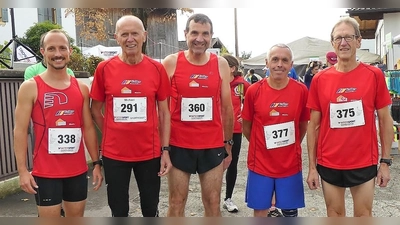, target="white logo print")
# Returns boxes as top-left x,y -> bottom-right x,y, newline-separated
44,92 -> 68,109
